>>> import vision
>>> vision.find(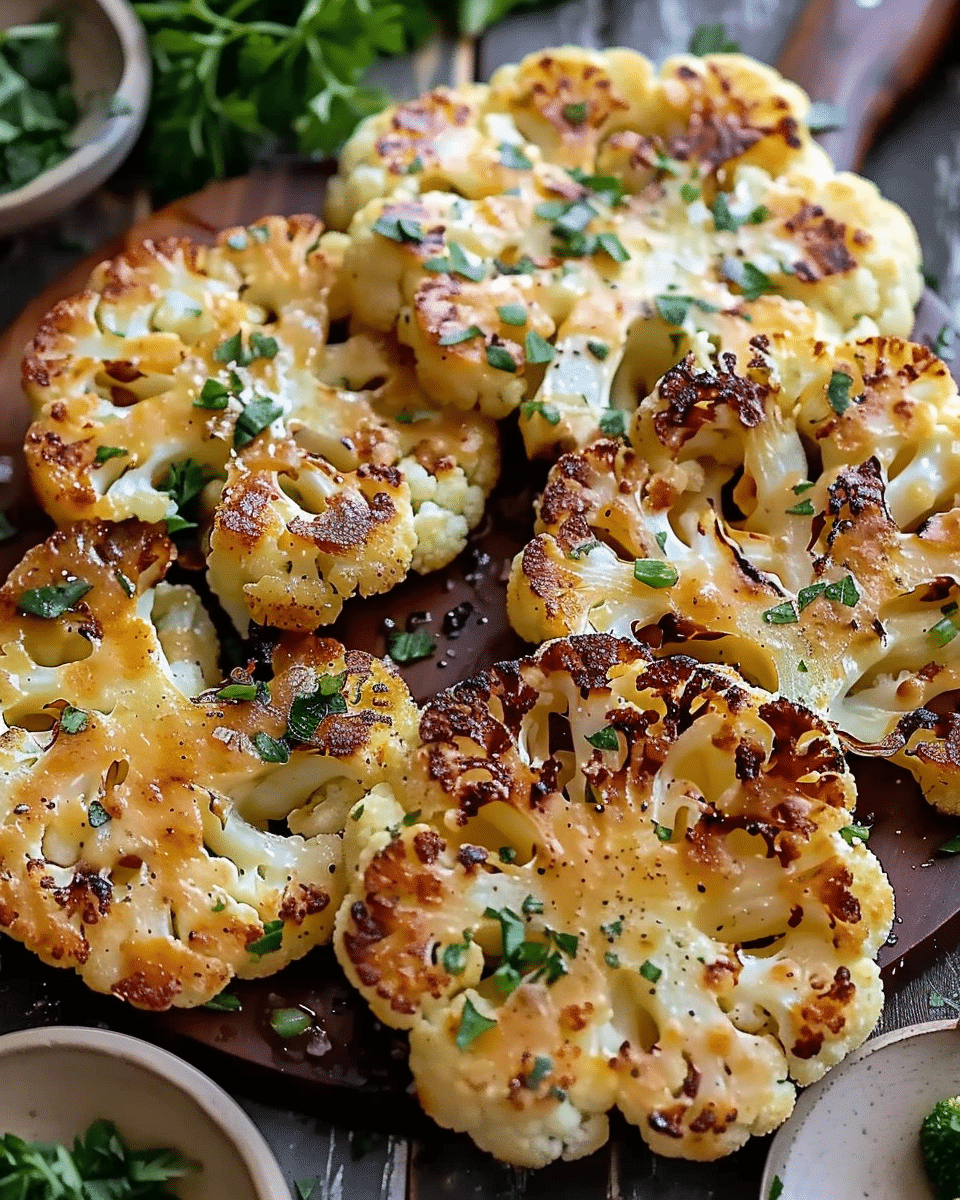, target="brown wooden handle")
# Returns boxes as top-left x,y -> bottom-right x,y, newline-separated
776,0 -> 959,170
